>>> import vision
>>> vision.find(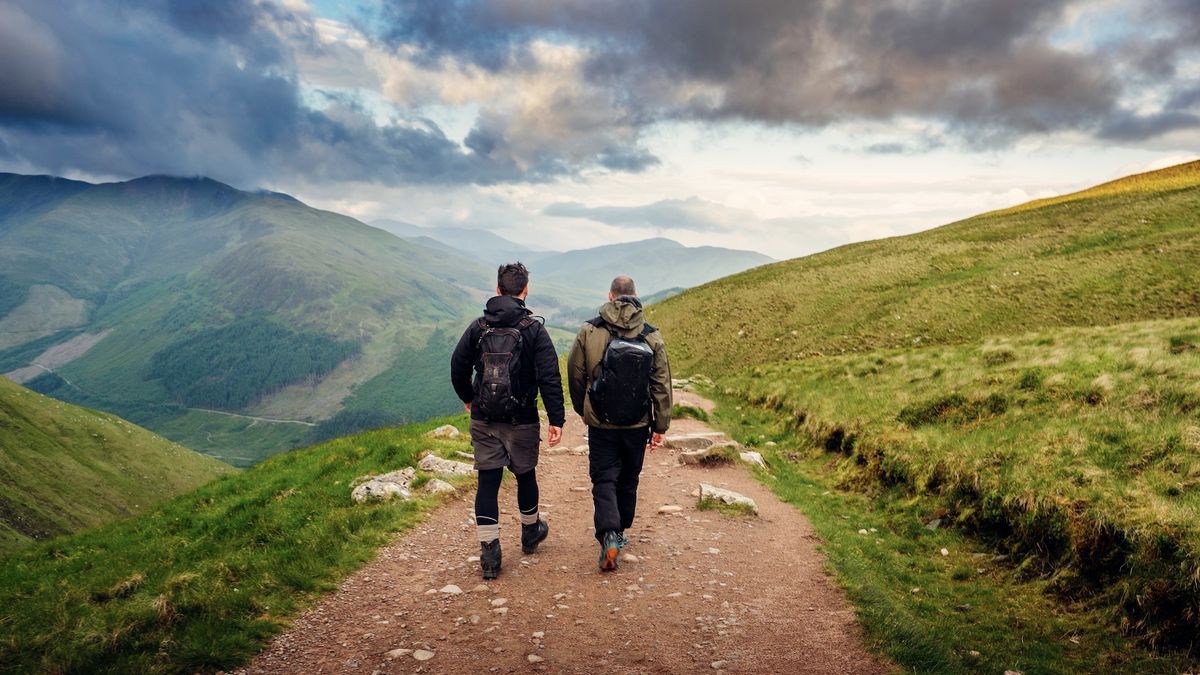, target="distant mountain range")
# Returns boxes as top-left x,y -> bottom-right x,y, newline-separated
0,173 -> 772,462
